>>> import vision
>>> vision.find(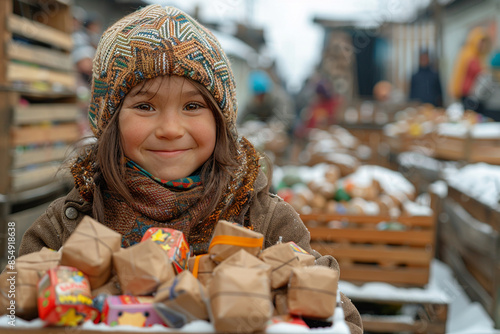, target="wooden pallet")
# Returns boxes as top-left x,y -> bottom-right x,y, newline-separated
302,213 -> 435,286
